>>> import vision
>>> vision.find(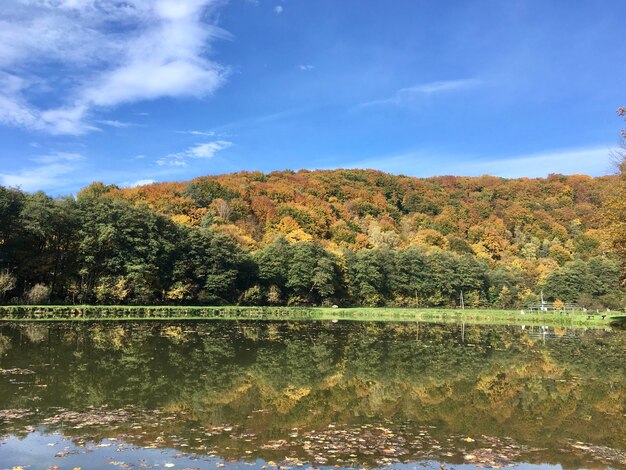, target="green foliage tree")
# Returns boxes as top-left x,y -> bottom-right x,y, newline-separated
255,237 -> 291,291
286,242 -> 339,304
0,186 -> 24,268
182,179 -> 239,208
77,197 -> 179,303
347,249 -> 393,306
181,228 -> 252,304
390,247 -> 428,302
